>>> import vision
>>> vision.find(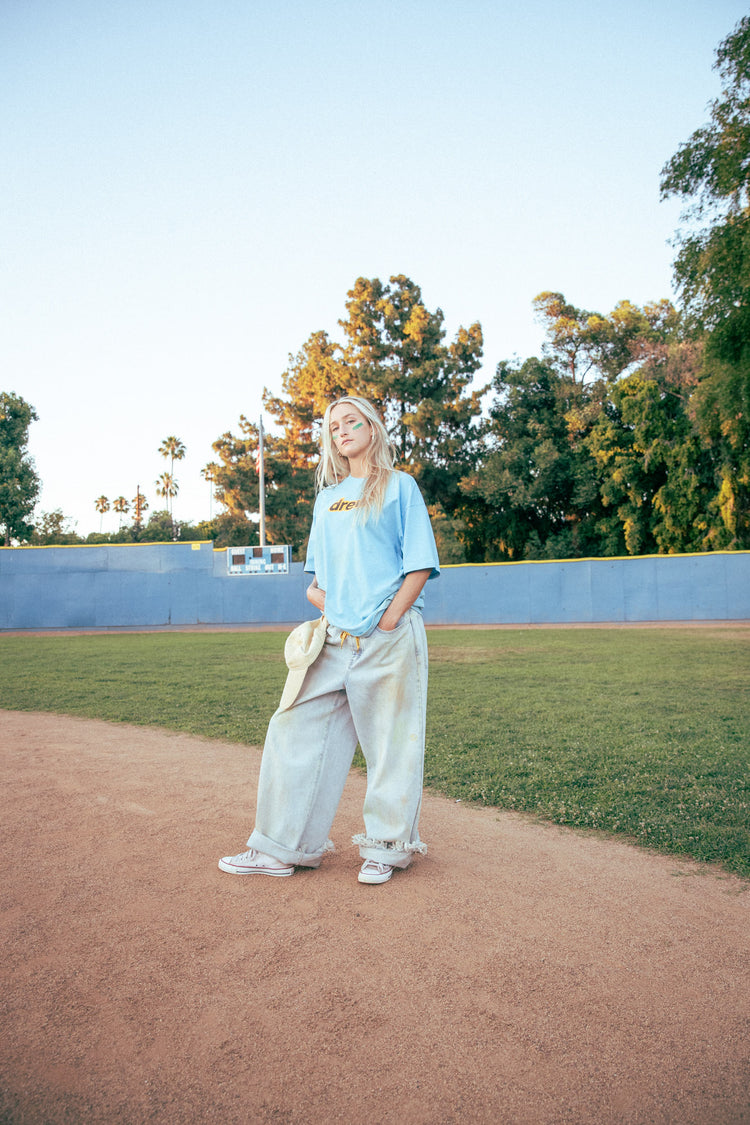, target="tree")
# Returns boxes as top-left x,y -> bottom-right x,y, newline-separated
189,511 -> 258,548
0,392 -> 40,546
458,295 -> 710,561
262,275 -> 485,501
660,16 -> 750,331
31,510 -> 82,545
334,275 -> 485,511
425,504 -> 467,563
155,473 -> 178,513
691,351 -> 750,547
660,16 -> 750,547
155,473 -> 180,538
112,496 -> 130,528
159,436 -> 186,477
532,292 -> 598,383
458,358 -> 609,560
95,495 -> 110,532
586,359 -> 714,555
262,331 -> 351,469
209,417 -> 315,555
211,276 -> 485,559
201,463 -> 220,520
533,292 -> 682,384
141,509 -> 178,542
158,436 -> 186,530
